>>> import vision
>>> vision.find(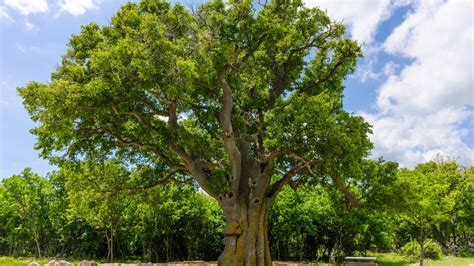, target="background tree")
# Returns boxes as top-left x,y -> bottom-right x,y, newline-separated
0,169 -> 53,257
269,159 -> 399,262
0,160 -> 471,262
64,161 -> 130,262
123,180 -> 224,262
19,0 -> 373,264
395,159 -> 467,266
